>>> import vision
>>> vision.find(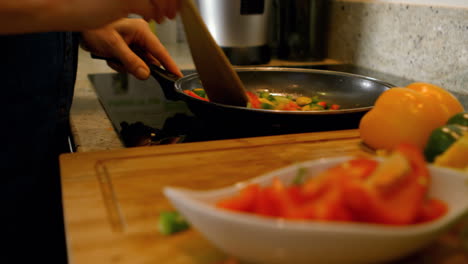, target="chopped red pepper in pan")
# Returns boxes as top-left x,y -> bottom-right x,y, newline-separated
183,89 -> 340,111
183,90 -> 209,101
